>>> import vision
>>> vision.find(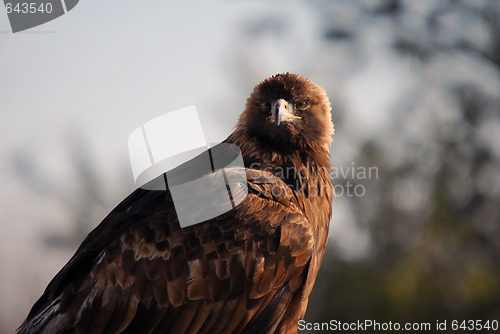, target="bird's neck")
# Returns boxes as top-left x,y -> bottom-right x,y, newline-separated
225,131 -> 332,197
